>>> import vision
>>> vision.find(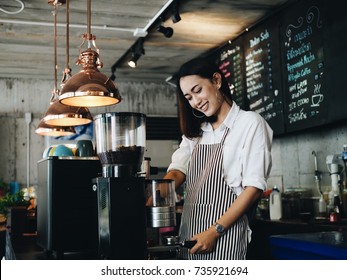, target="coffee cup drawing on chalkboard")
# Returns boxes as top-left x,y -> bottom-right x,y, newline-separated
311,94 -> 324,107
